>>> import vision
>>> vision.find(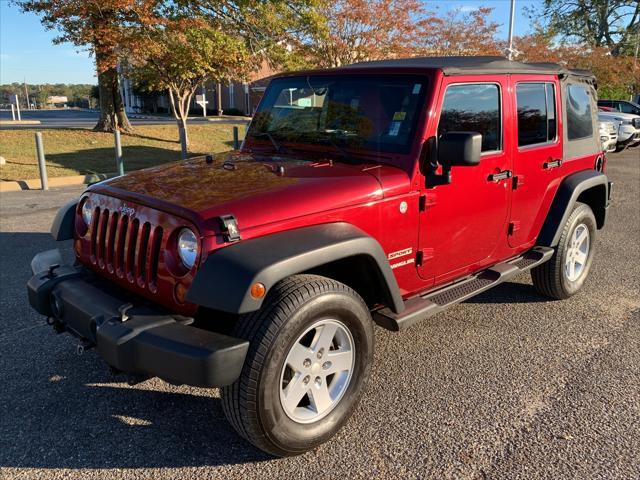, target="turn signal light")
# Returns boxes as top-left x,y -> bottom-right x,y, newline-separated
174,282 -> 188,304
250,282 -> 266,299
